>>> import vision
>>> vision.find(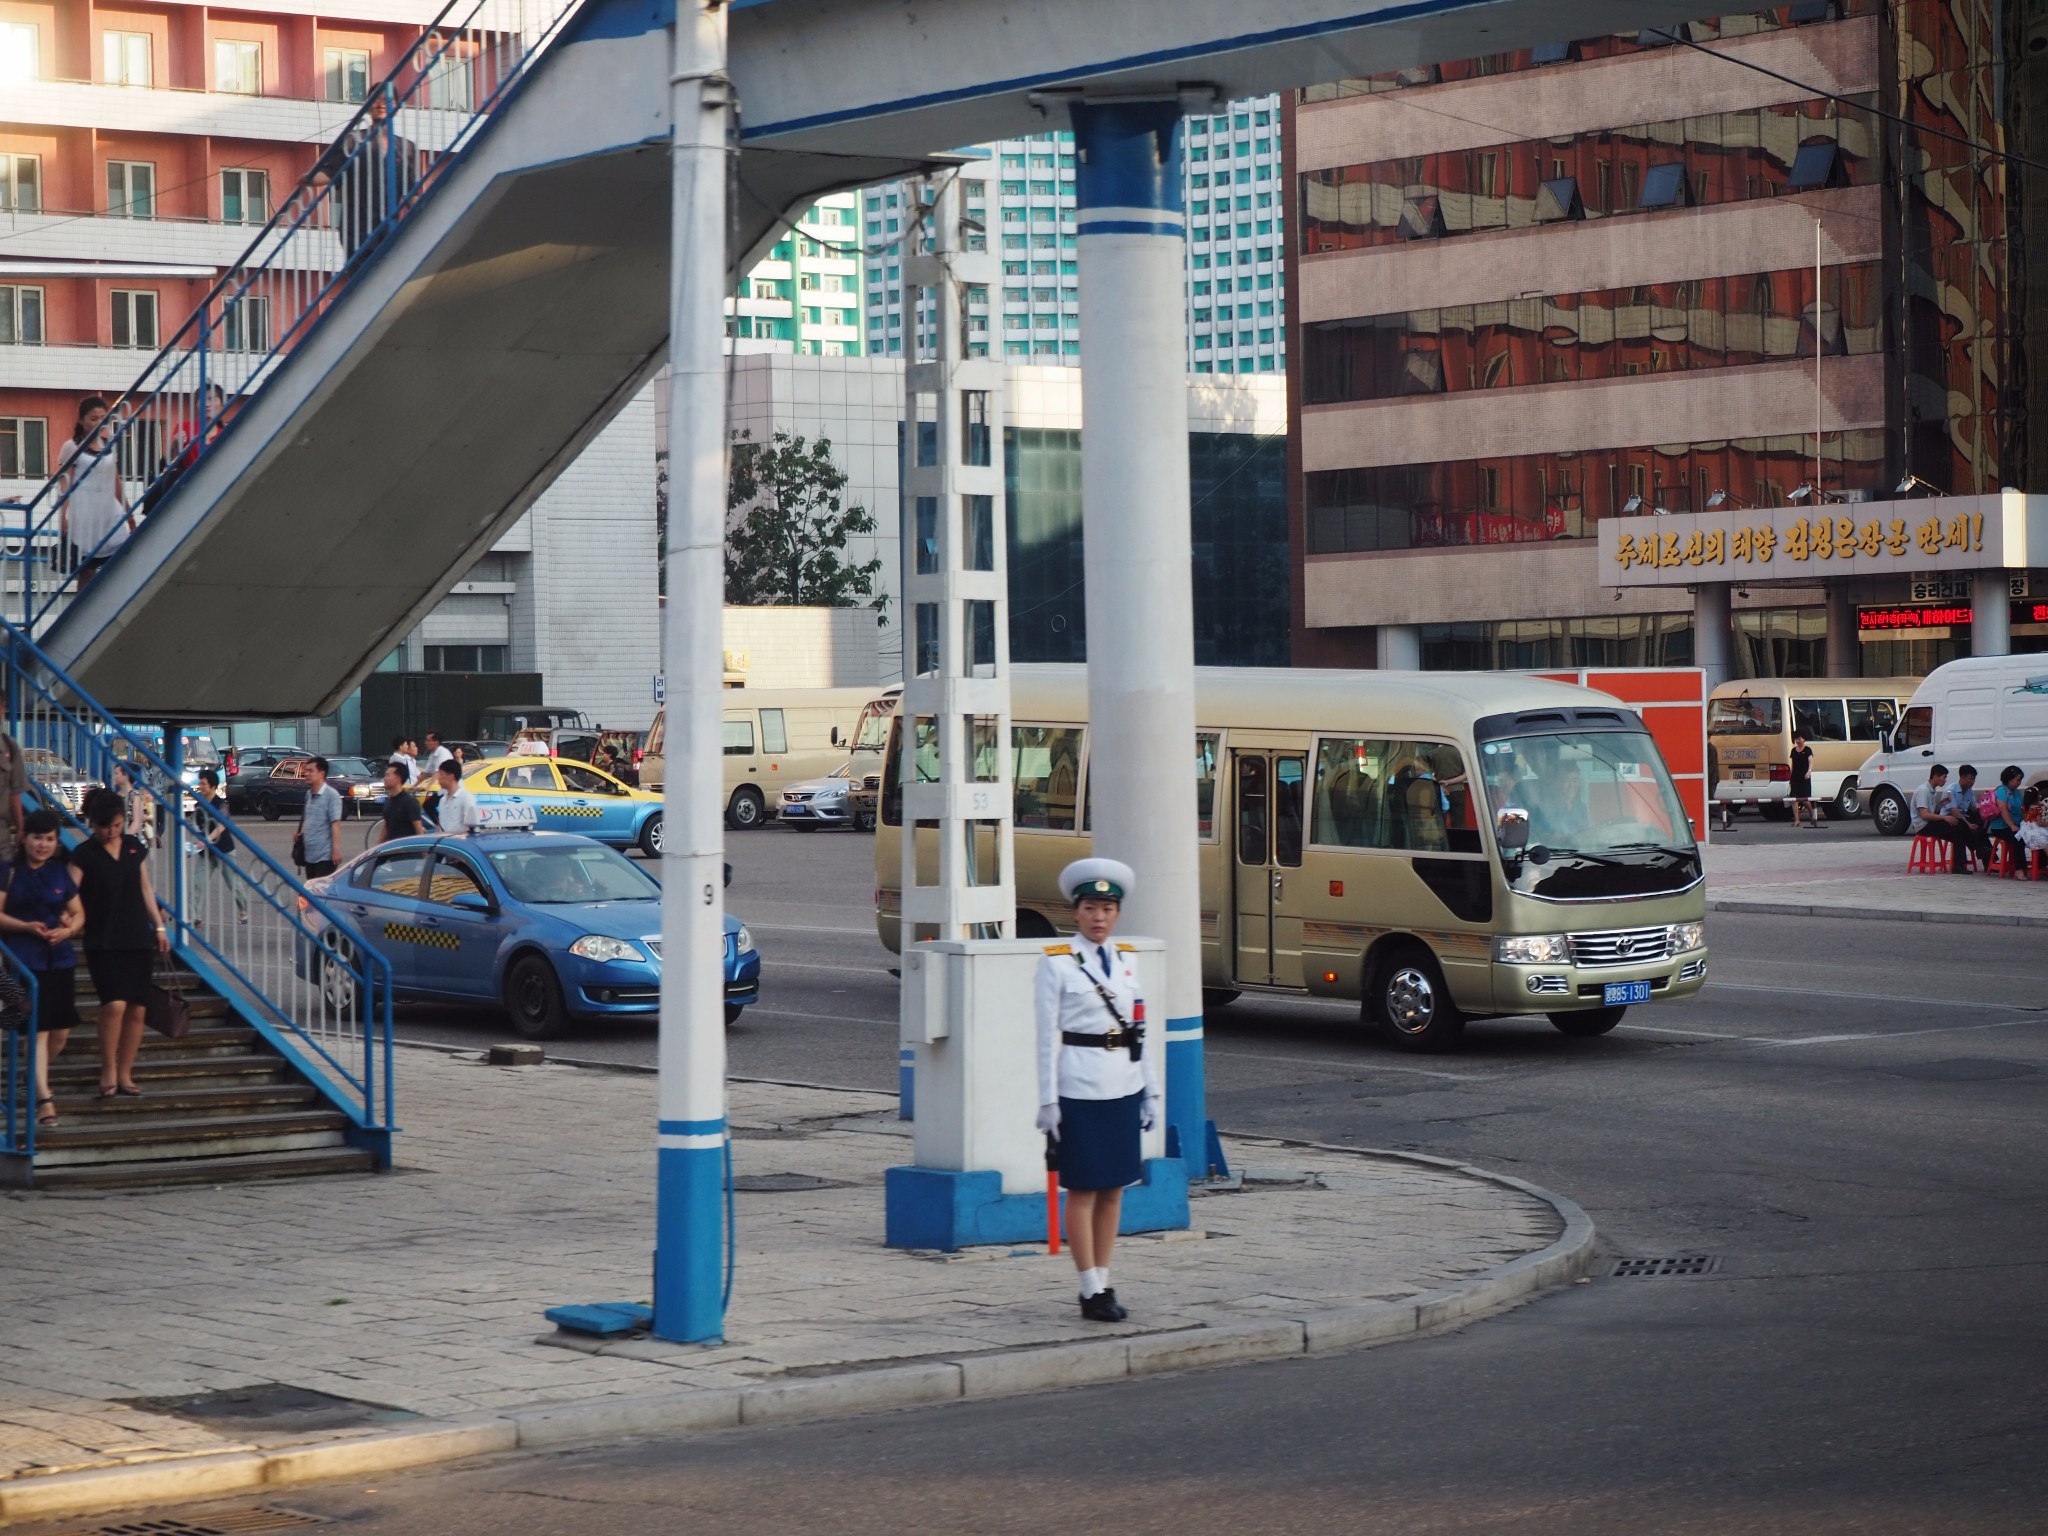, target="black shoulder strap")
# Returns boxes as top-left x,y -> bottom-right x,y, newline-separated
1070,952 -> 1129,1032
